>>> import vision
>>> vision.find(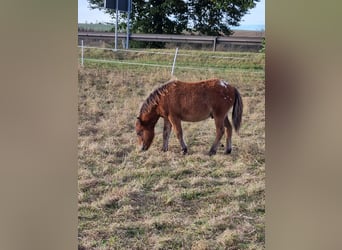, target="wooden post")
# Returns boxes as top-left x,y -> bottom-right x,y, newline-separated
213,36 -> 217,52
